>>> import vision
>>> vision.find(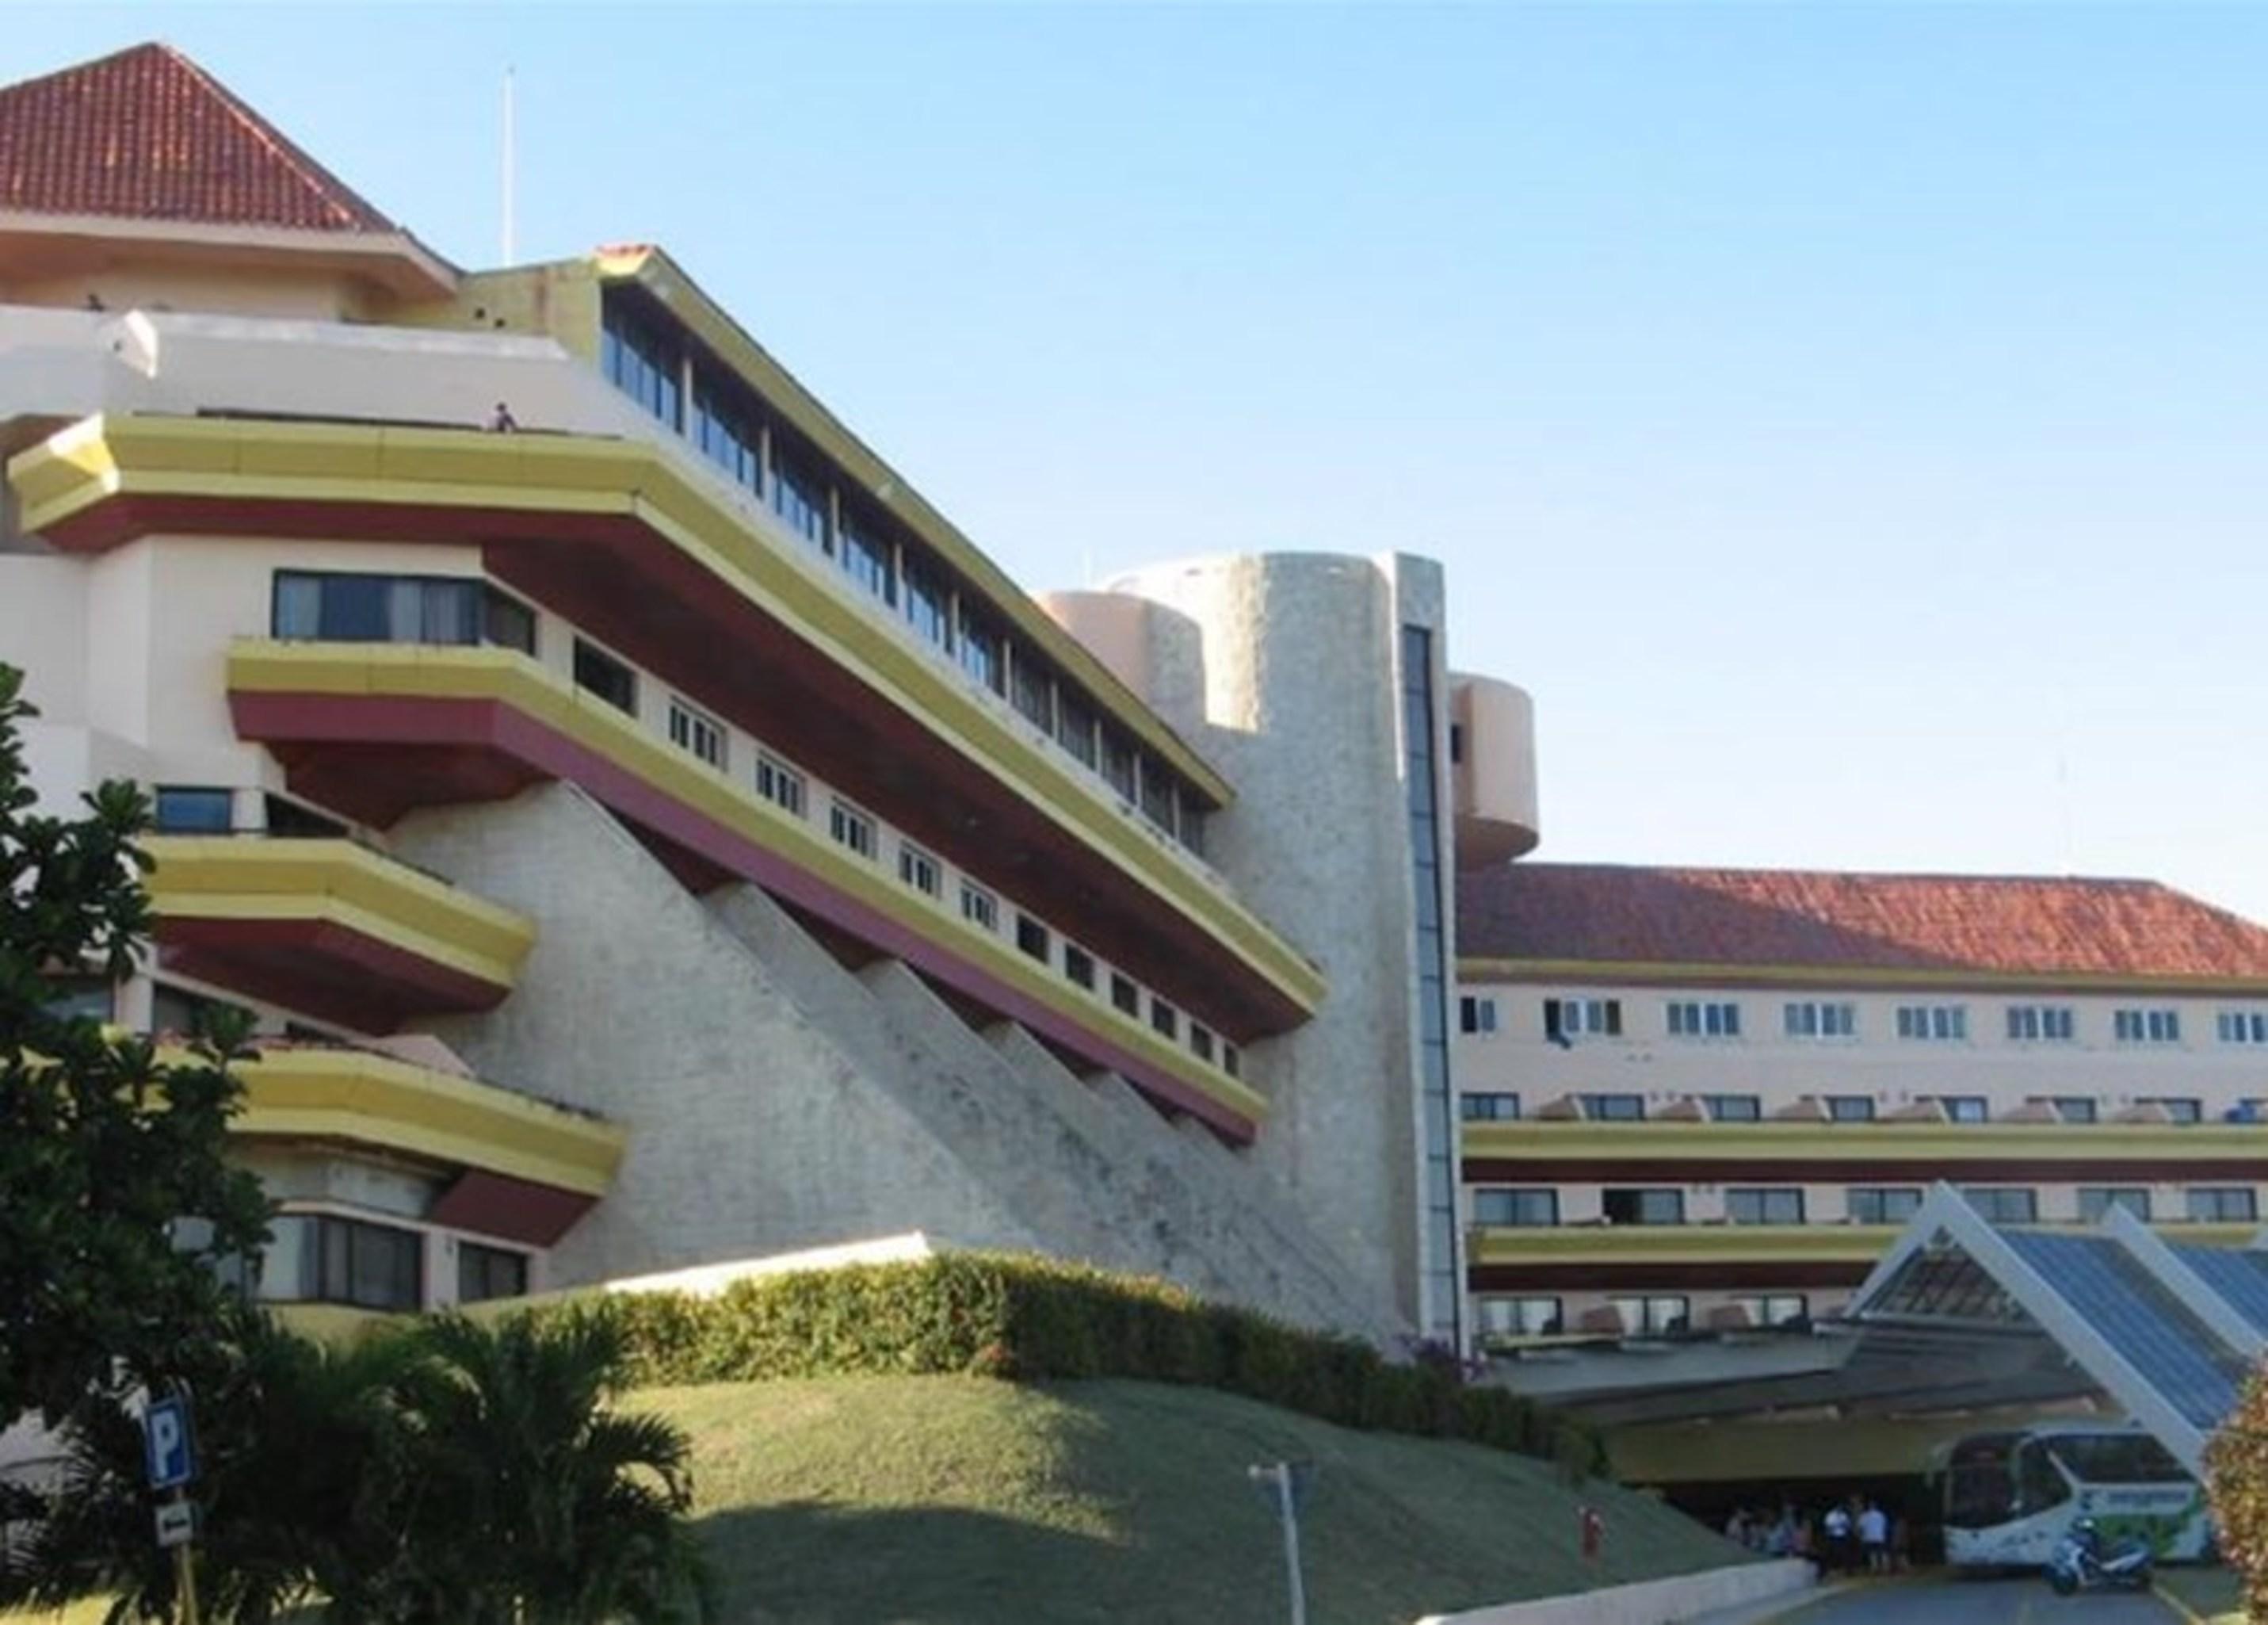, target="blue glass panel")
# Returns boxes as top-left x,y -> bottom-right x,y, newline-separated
2173,1246 -> 2268,1338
